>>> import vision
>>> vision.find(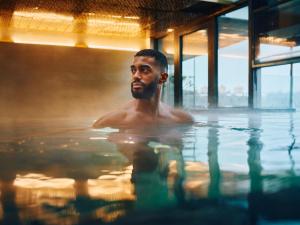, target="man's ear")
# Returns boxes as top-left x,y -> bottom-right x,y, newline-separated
159,72 -> 168,84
